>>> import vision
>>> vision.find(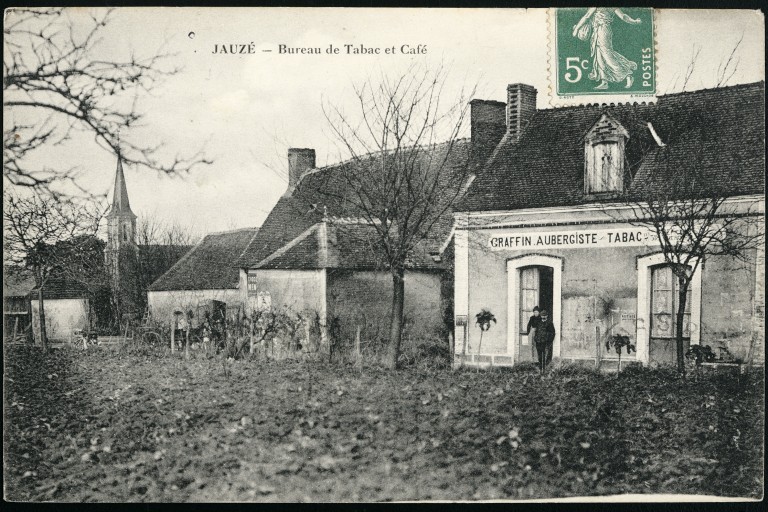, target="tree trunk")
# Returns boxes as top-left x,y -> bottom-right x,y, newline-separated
37,288 -> 48,353
676,277 -> 689,377
386,267 -> 406,370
